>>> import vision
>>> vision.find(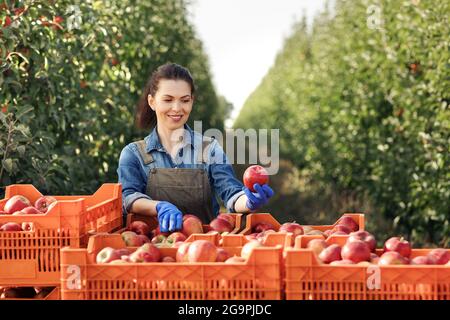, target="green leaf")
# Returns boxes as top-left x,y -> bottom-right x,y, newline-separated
2,159 -> 13,173
0,112 -> 7,126
17,145 -> 26,156
16,107 -> 34,120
